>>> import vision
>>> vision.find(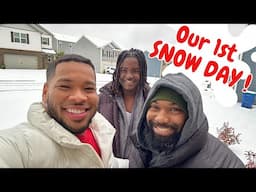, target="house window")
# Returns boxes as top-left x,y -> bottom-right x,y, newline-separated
13,32 -> 20,43
21,33 -> 28,44
109,51 -> 113,58
42,37 -> 49,45
11,32 -> 29,44
102,50 -> 107,57
115,51 -> 119,58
